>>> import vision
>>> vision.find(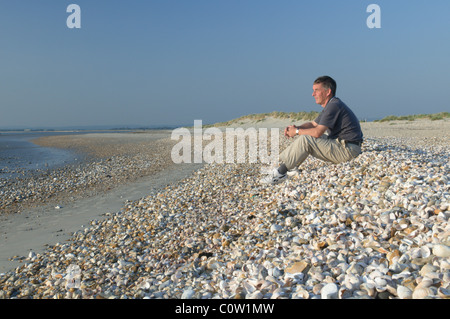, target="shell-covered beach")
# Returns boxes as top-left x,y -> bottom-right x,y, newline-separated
0,119 -> 449,299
